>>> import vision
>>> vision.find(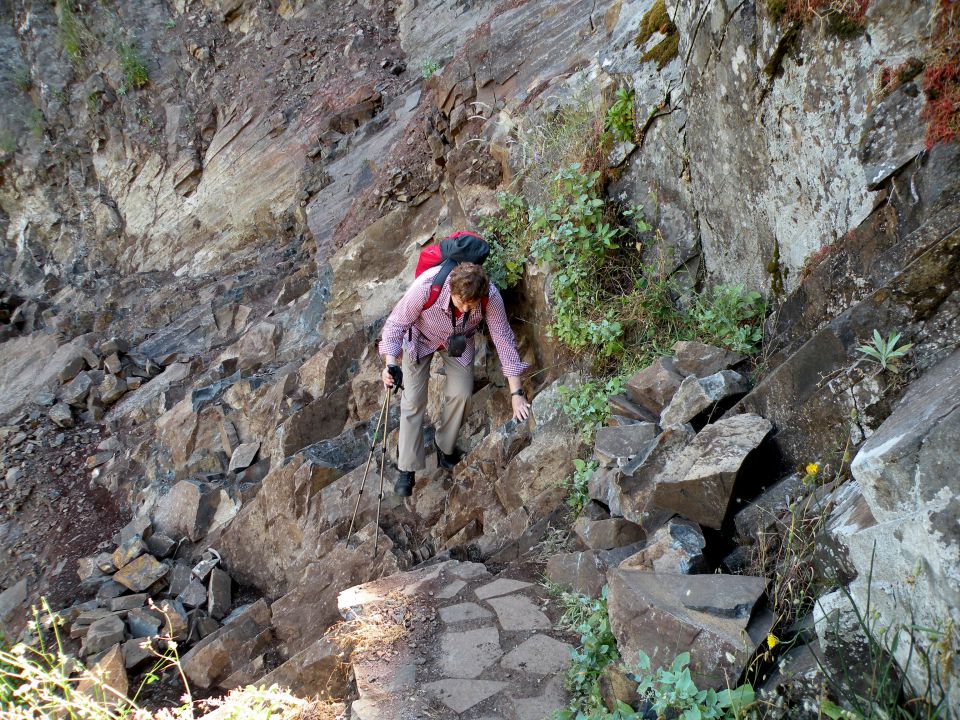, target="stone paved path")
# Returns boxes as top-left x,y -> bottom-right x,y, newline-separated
338,560 -> 574,720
